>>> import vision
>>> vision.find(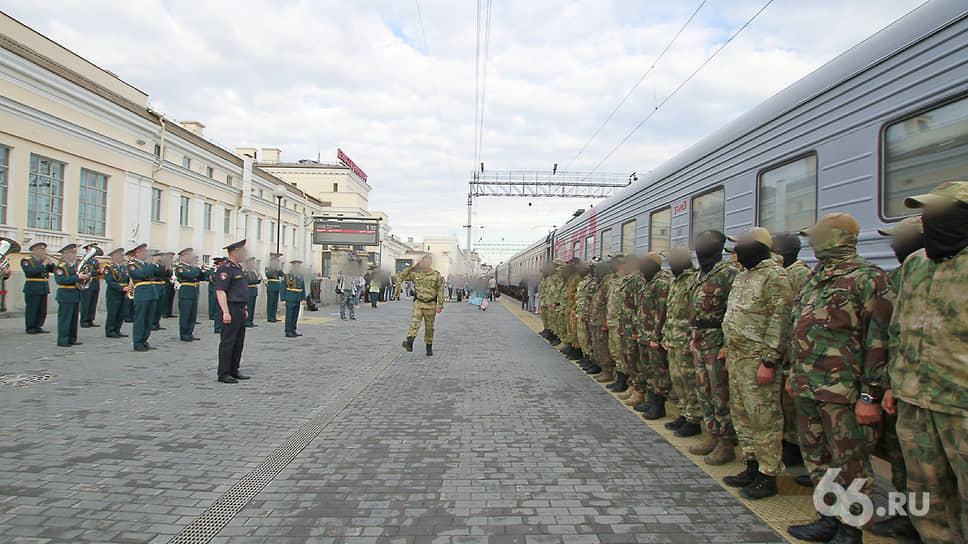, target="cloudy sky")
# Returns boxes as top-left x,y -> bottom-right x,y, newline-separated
2,0 -> 925,263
